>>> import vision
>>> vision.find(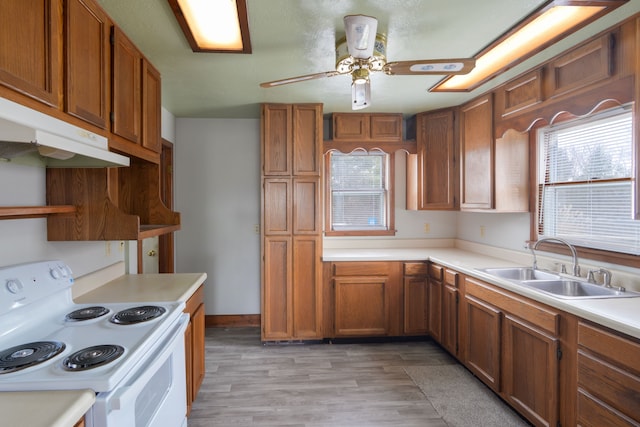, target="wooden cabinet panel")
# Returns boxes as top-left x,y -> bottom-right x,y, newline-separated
334,276 -> 390,337
577,321 -> 640,425
496,70 -> 543,117
503,314 -> 559,427
370,114 -> 402,141
403,275 -> 429,335
547,34 -> 613,99
184,285 -> 205,415
414,110 -> 457,210
141,59 -> 161,153
292,178 -> 319,234
65,0 -> 110,128
404,262 -> 429,276
0,0 -> 62,107
111,26 -> 141,144
292,236 -> 322,339
333,261 -> 392,277
442,269 -> 459,357
262,104 -> 291,175
263,179 -> 290,235
263,237 -> 292,340
427,275 -> 442,341
464,294 -> 501,391
292,104 -> 321,175
495,129 -> 529,212
332,113 -> 402,141
460,94 -> 494,210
